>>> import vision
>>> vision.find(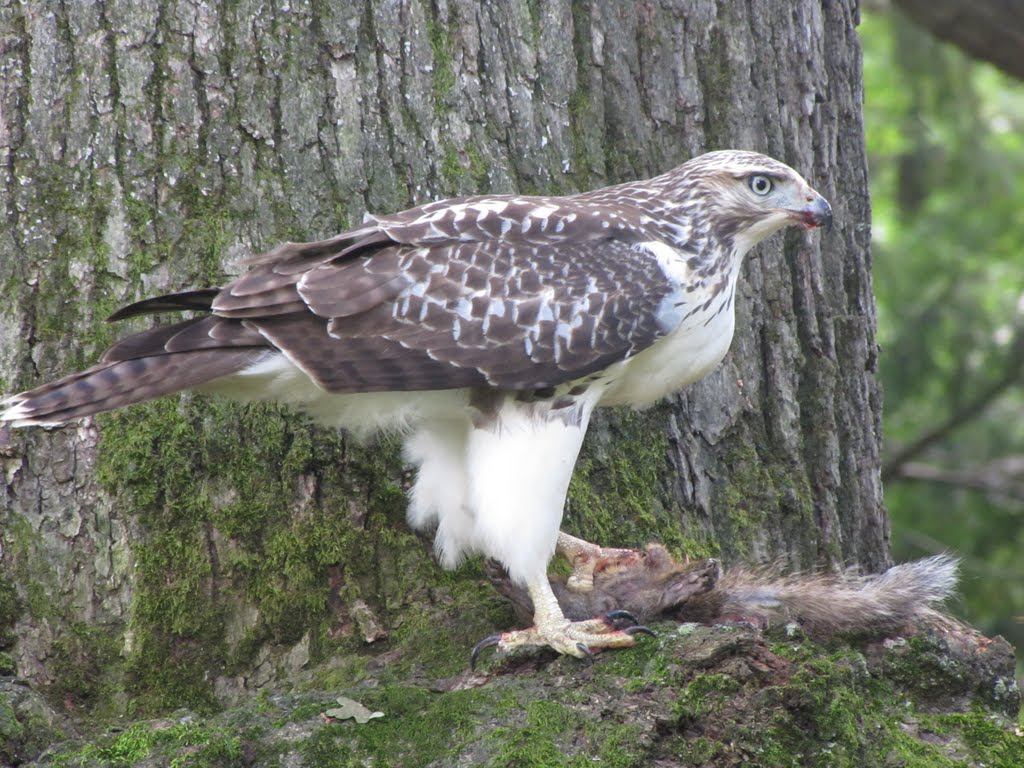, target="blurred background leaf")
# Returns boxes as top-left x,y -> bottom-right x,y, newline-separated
861,7 -> 1024,674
